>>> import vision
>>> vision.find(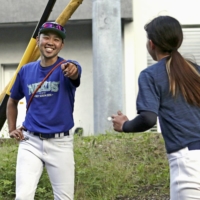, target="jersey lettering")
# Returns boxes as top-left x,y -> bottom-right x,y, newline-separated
28,81 -> 60,95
